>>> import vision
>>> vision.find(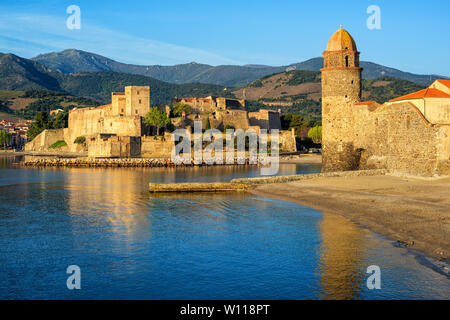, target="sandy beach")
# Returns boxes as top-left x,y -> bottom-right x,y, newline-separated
279,153 -> 322,164
251,173 -> 450,264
